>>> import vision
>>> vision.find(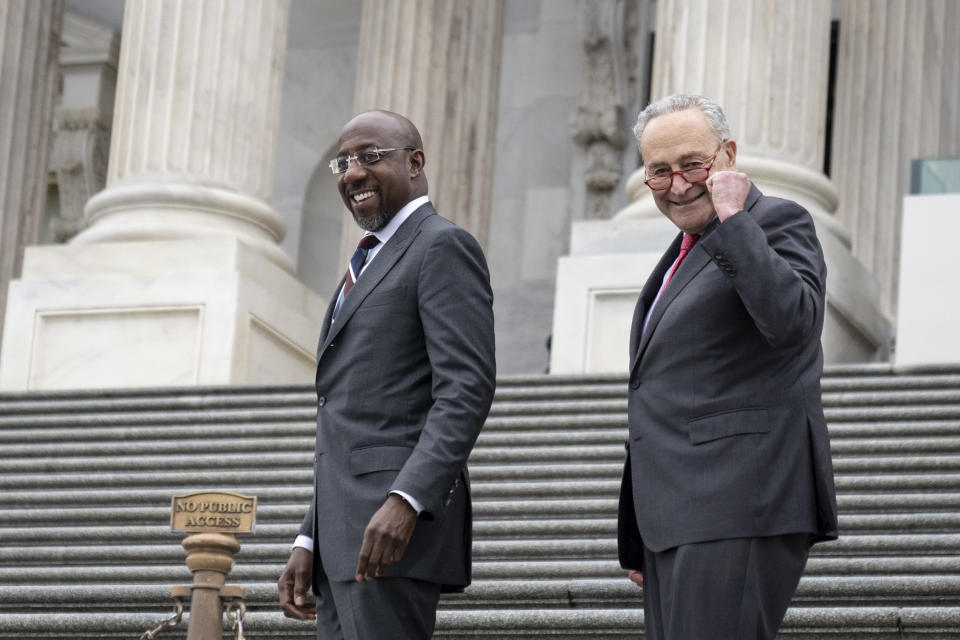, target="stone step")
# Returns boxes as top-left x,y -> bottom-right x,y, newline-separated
5,414 -> 960,444
4,463 -> 960,495
0,606 -> 958,640
2,448 -> 960,477
5,488 -> 960,527
5,394 -> 960,430
2,411 -> 959,441
1,566 -> 957,610
0,606 -> 956,640
8,429 -> 960,458
1,513 -> 957,548
4,534 -> 960,574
